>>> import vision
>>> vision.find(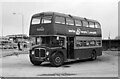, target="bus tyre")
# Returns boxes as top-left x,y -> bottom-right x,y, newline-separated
30,56 -> 42,66
91,51 -> 97,60
50,52 -> 64,67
